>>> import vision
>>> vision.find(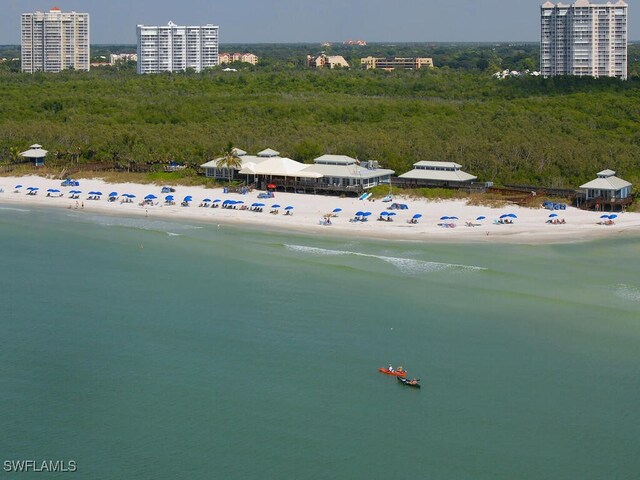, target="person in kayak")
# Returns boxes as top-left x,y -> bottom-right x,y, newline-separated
388,364 -> 394,372
409,378 -> 419,385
